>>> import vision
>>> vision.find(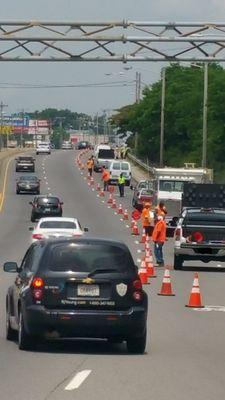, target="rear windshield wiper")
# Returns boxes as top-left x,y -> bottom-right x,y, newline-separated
87,268 -> 119,277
